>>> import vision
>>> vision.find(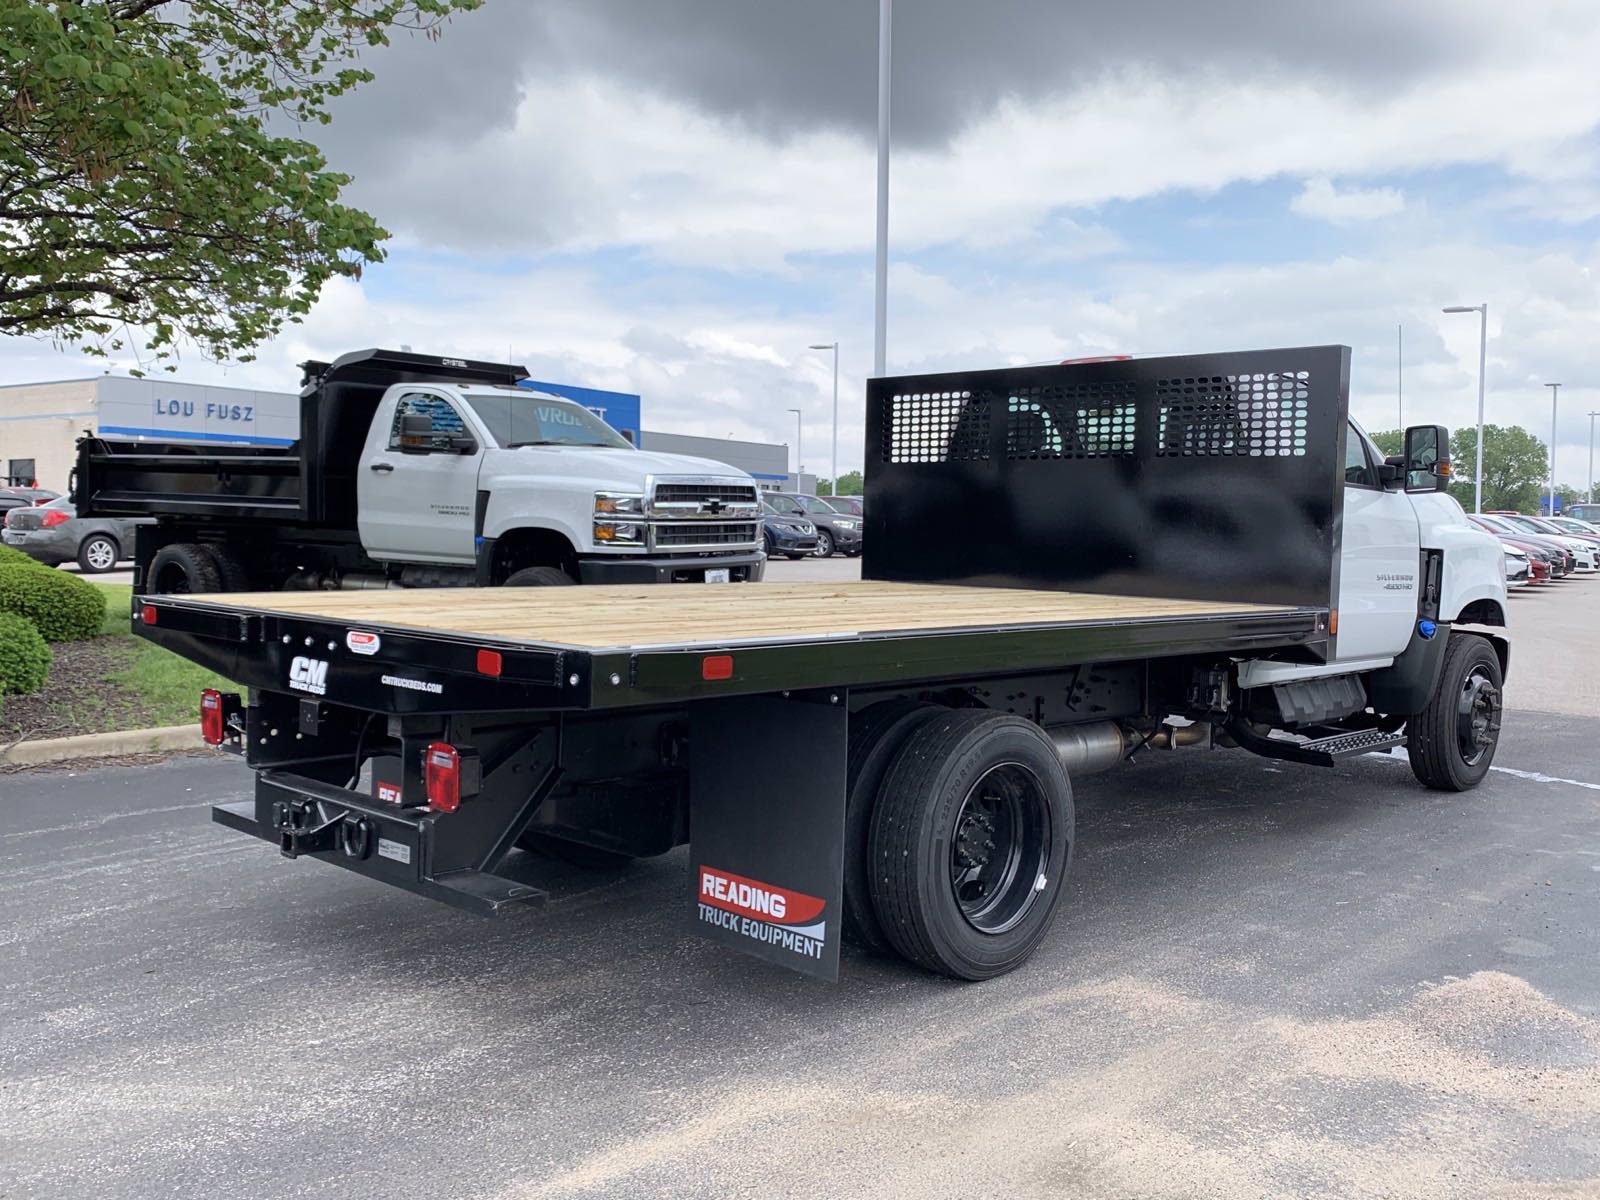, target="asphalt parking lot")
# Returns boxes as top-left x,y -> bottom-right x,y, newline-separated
4,573 -> 1598,1198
